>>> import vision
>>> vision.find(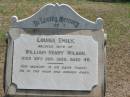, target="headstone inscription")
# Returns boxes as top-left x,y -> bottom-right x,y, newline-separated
4,3 -> 106,97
